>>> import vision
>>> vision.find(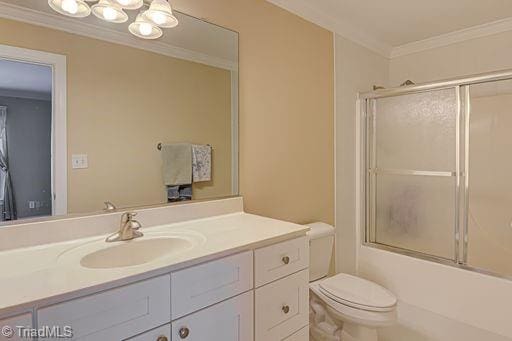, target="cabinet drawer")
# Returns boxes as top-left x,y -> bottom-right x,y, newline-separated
171,291 -> 253,341
283,326 -> 309,341
0,313 -> 32,341
171,251 -> 253,319
254,237 -> 308,287
124,324 -> 171,341
255,270 -> 309,341
37,275 -> 170,341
